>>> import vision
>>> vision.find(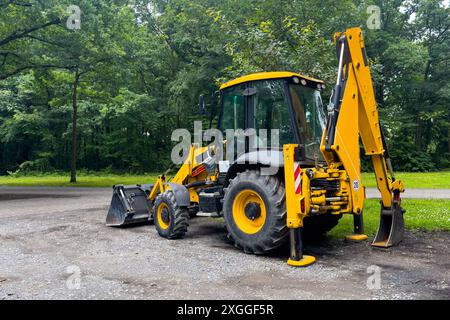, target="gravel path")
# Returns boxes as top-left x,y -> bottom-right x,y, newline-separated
0,186 -> 448,300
